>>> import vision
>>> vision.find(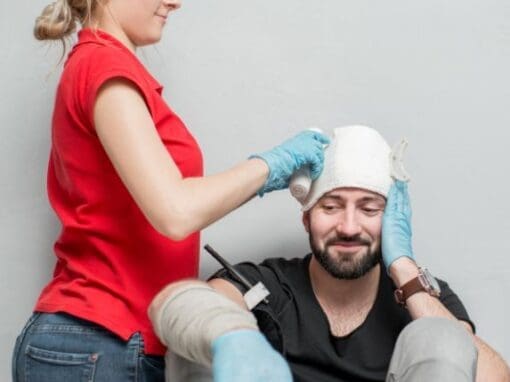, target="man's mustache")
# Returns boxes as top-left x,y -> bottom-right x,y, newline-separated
325,235 -> 371,247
